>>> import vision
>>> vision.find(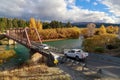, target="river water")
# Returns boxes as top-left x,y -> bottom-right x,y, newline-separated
0,38 -> 83,69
